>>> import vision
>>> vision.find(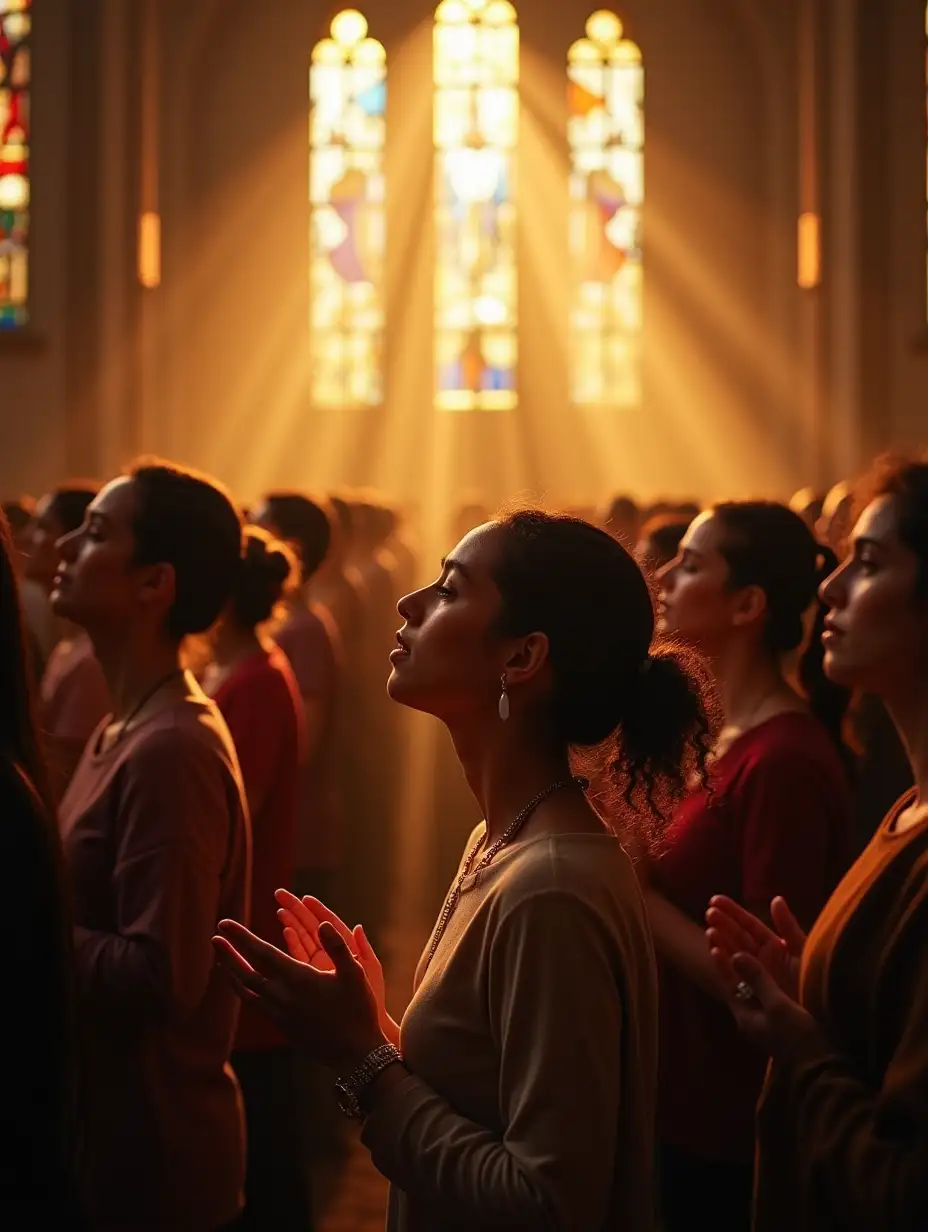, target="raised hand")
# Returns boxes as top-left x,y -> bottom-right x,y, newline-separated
274,890 -> 399,1046
723,950 -> 818,1058
212,917 -> 385,1073
705,895 -> 806,1002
